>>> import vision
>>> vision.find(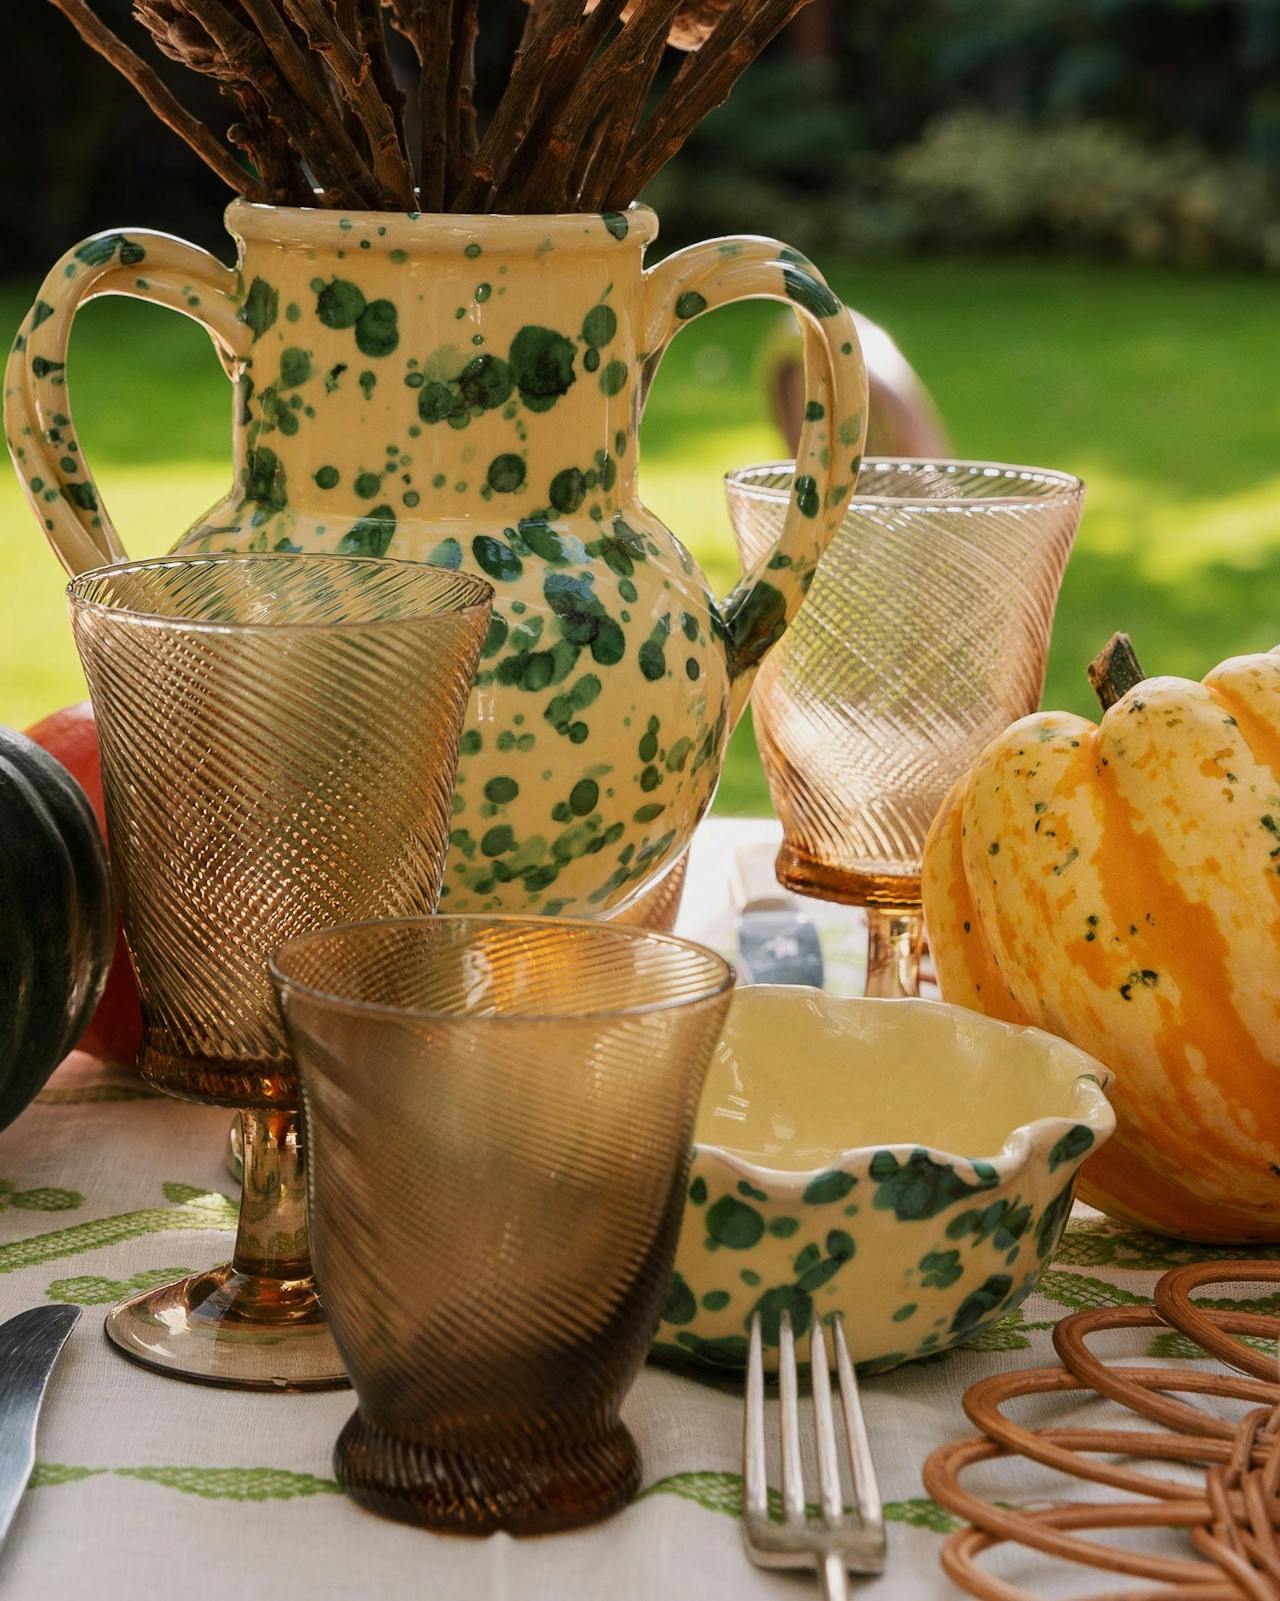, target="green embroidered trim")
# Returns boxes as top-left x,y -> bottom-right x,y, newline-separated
35,1084 -> 161,1104
46,1267 -> 193,1305
30,1464 -> 341,1501
957,1307 -> 1056,1353
1036,1270 -> 1148,1312
1054,1217 -> 1280,1272
0,1181 -> 83,1212
636,1470 -> 962,1533
0,1185 -> 235,1276
1148,1330 -> 1279,1362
